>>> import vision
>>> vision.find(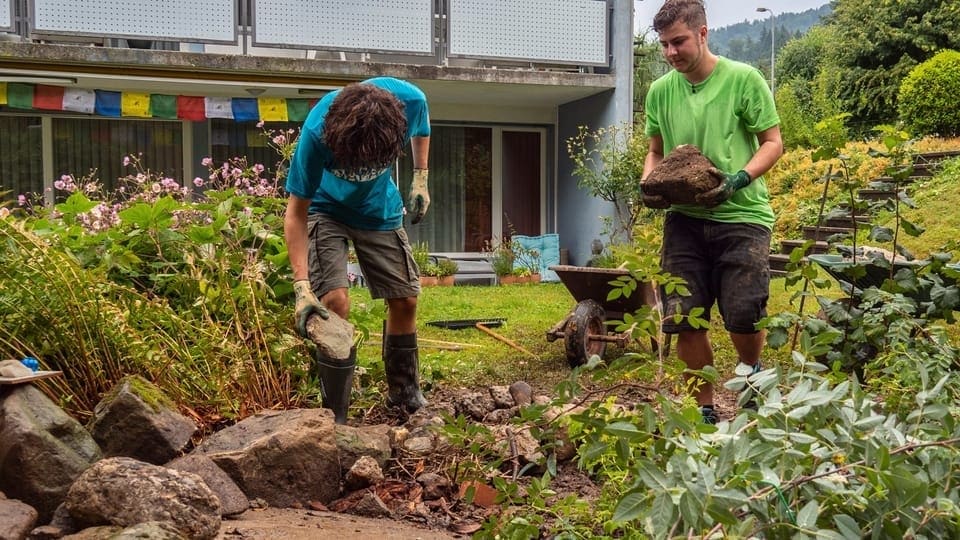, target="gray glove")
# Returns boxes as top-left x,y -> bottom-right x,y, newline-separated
293,279 -> 329,337
408,169 -> 430,224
